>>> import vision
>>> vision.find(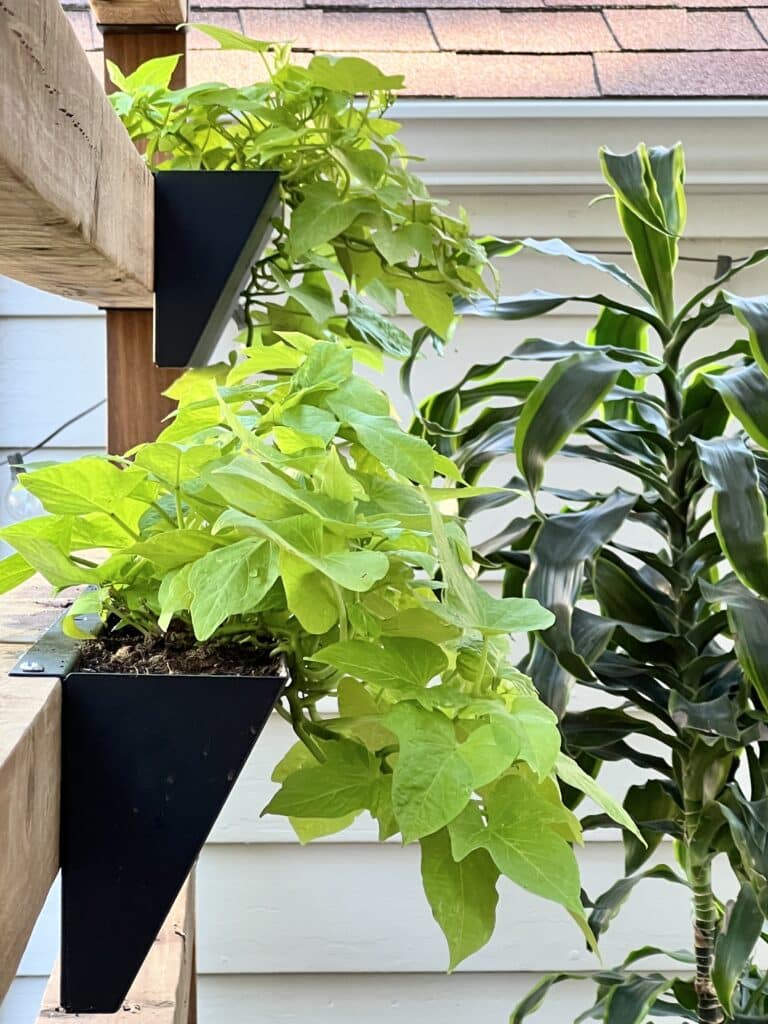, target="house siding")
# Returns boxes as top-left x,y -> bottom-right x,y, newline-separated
2,101 -> 767,1023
